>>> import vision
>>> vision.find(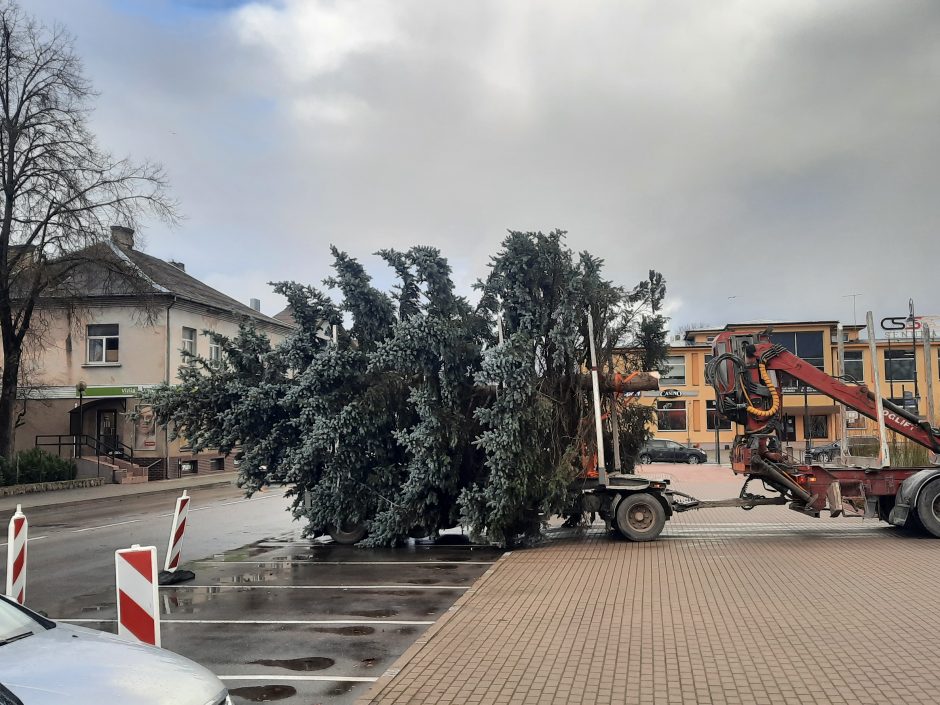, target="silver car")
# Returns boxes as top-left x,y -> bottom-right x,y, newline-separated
0,595 -> 229,705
